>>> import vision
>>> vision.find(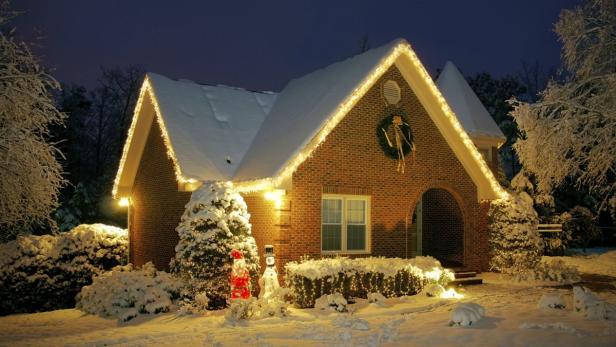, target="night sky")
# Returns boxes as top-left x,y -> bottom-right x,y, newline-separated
14,0 -> 580,91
